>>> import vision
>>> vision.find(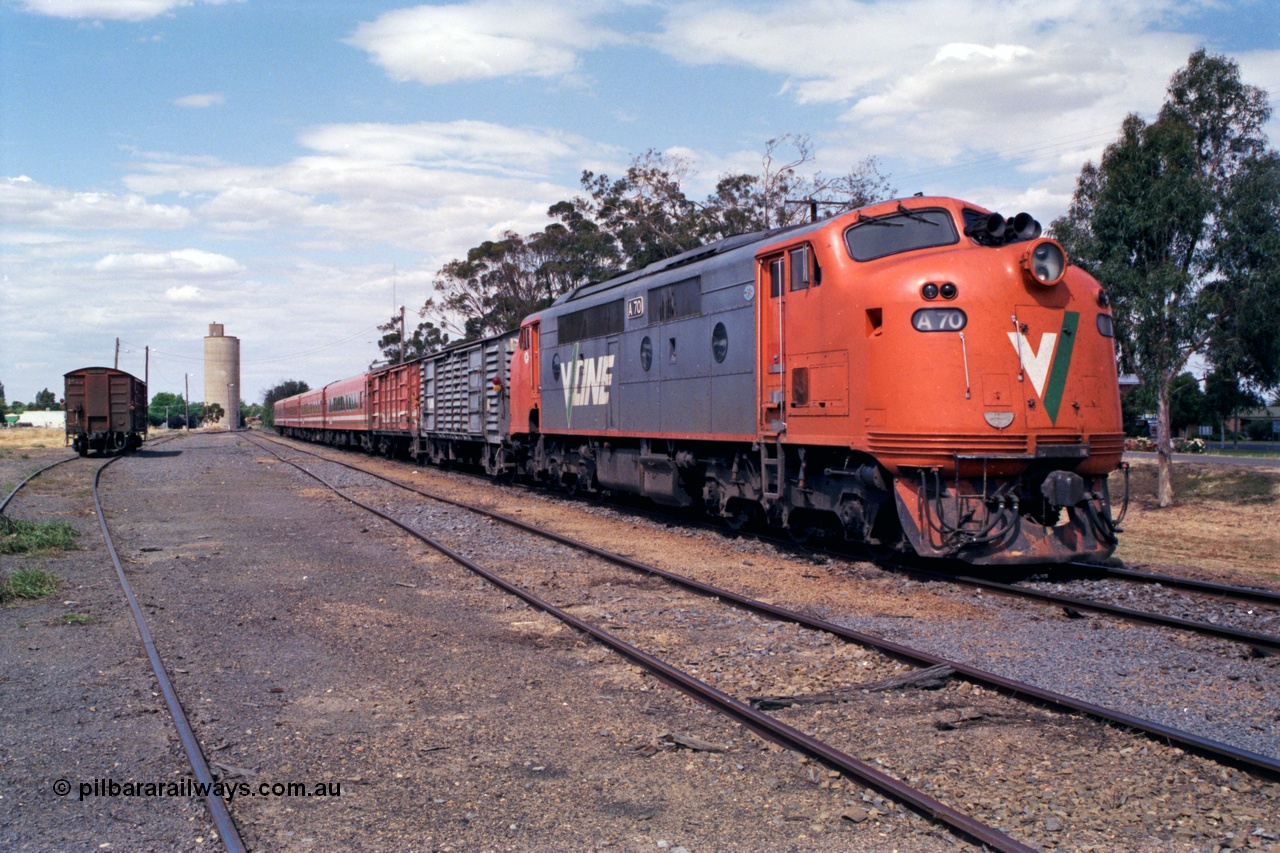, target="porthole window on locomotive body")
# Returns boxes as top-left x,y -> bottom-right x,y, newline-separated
712,323 -> 728,363
551,352 -> 561,382
640,336 -> 653,371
